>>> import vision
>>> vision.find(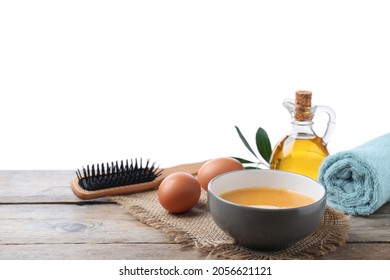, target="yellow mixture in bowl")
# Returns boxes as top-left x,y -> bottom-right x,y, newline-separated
220,187 -> 315,208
